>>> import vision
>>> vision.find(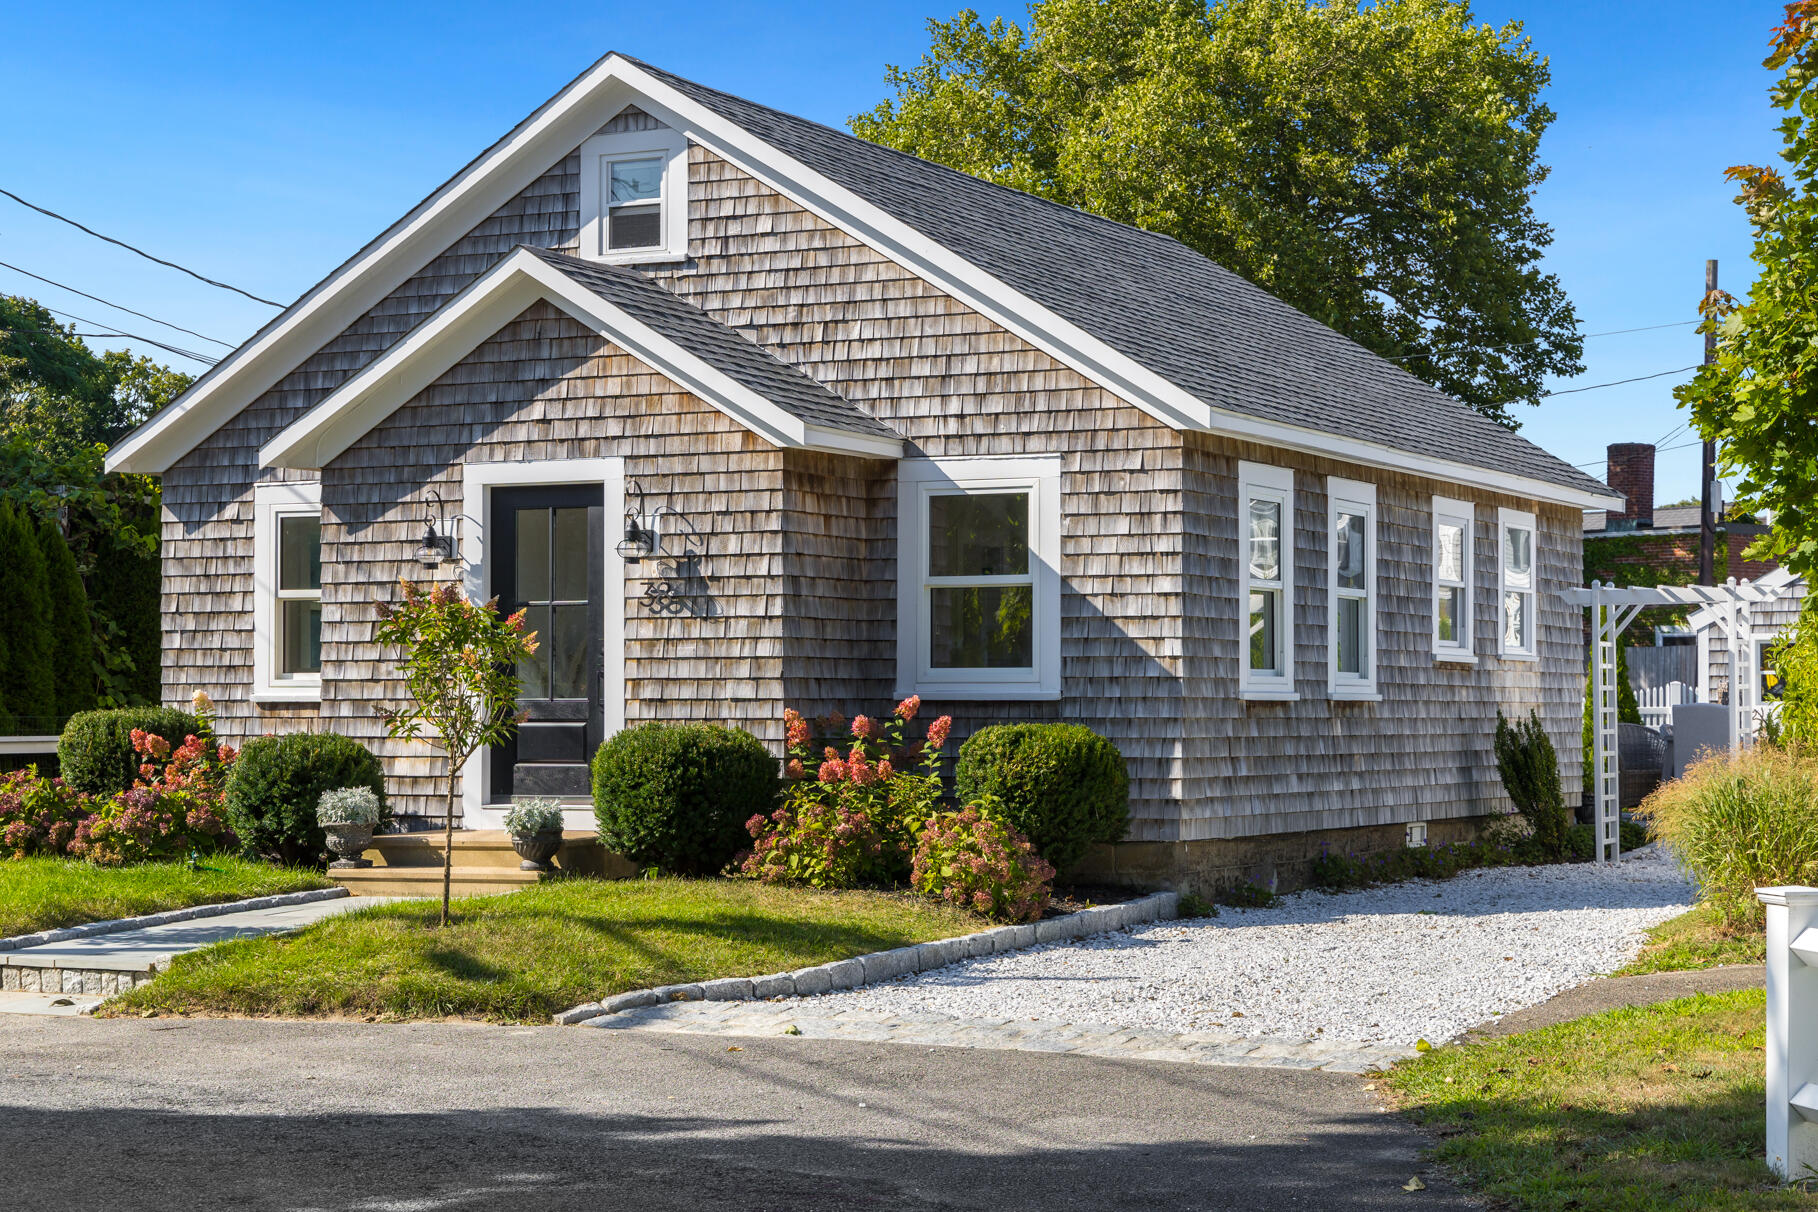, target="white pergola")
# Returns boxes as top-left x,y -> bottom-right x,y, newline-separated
1563,578 -> 1788,865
